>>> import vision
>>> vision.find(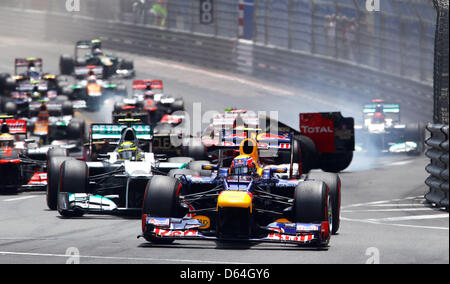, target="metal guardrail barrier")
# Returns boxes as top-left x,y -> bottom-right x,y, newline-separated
0,4 -> 434,118
0,0 -> 436,84
425,124 -> 449,210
